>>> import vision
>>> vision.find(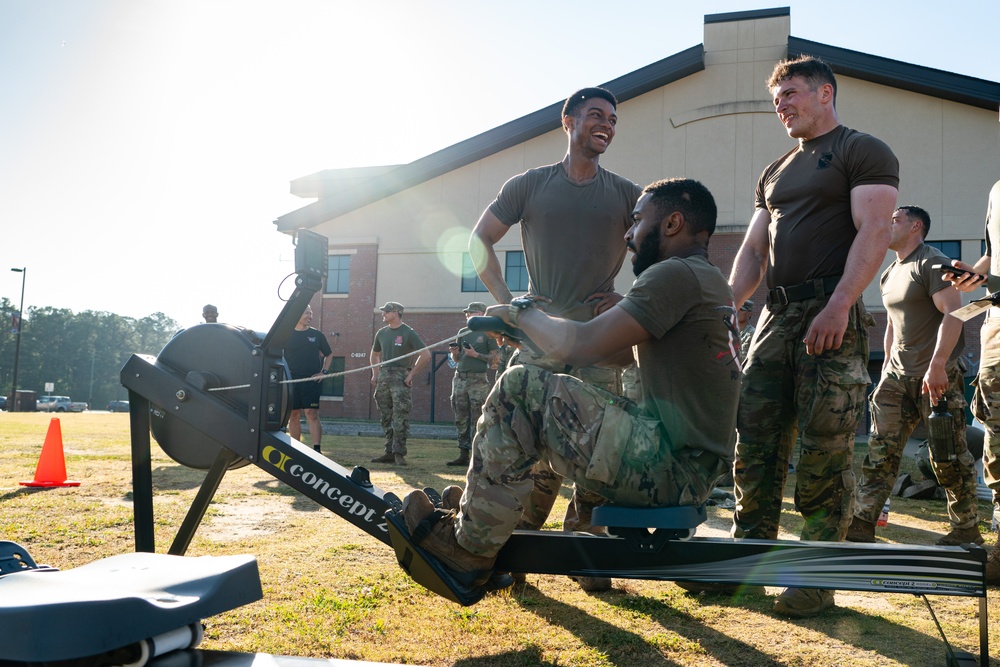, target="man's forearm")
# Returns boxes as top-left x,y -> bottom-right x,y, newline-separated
470,228 -> 514,304
929,315 -> 964,374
